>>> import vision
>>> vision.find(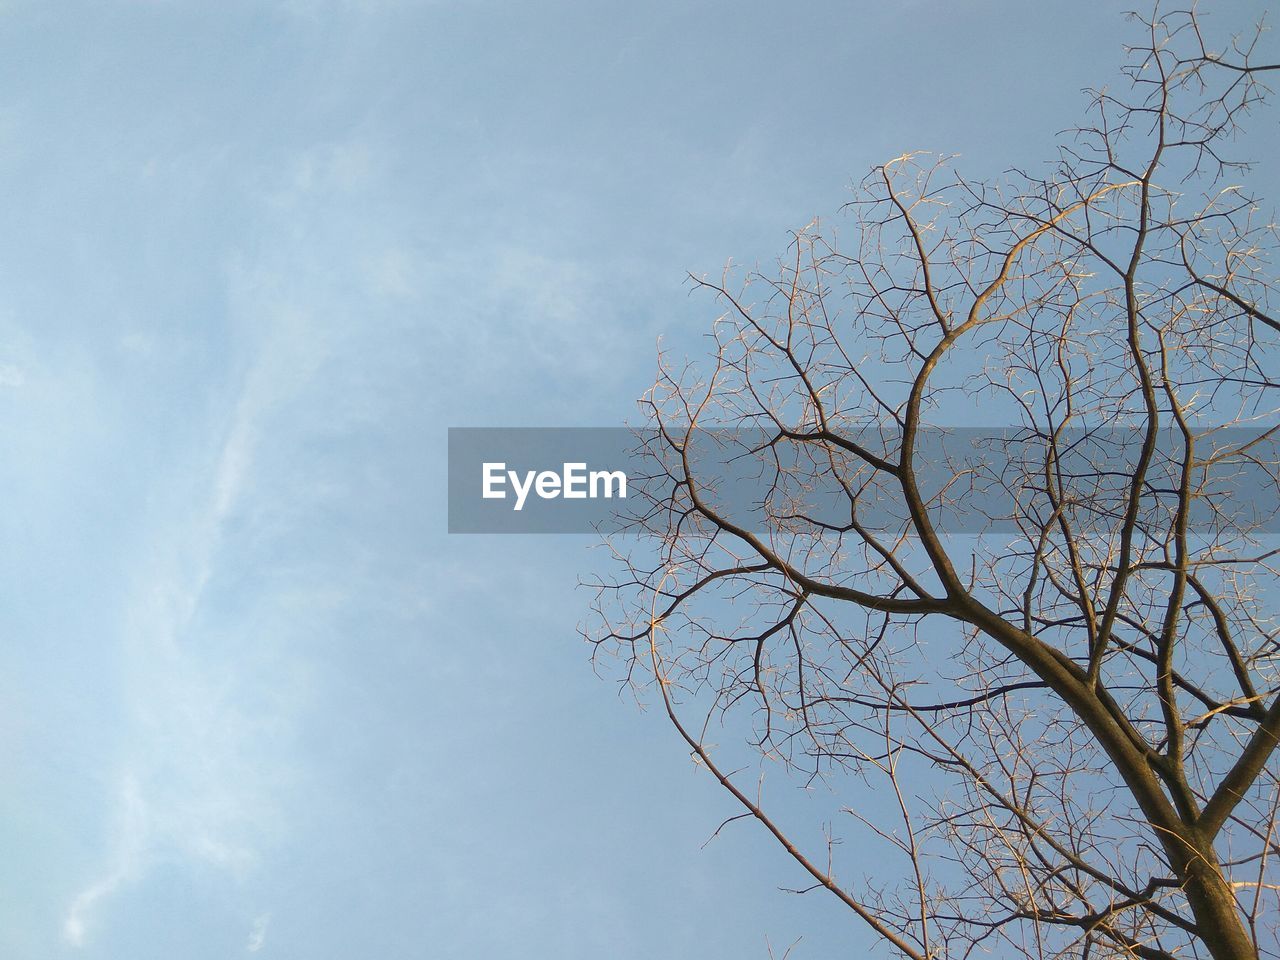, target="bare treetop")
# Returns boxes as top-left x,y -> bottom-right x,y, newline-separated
589,7 -> 1280,960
